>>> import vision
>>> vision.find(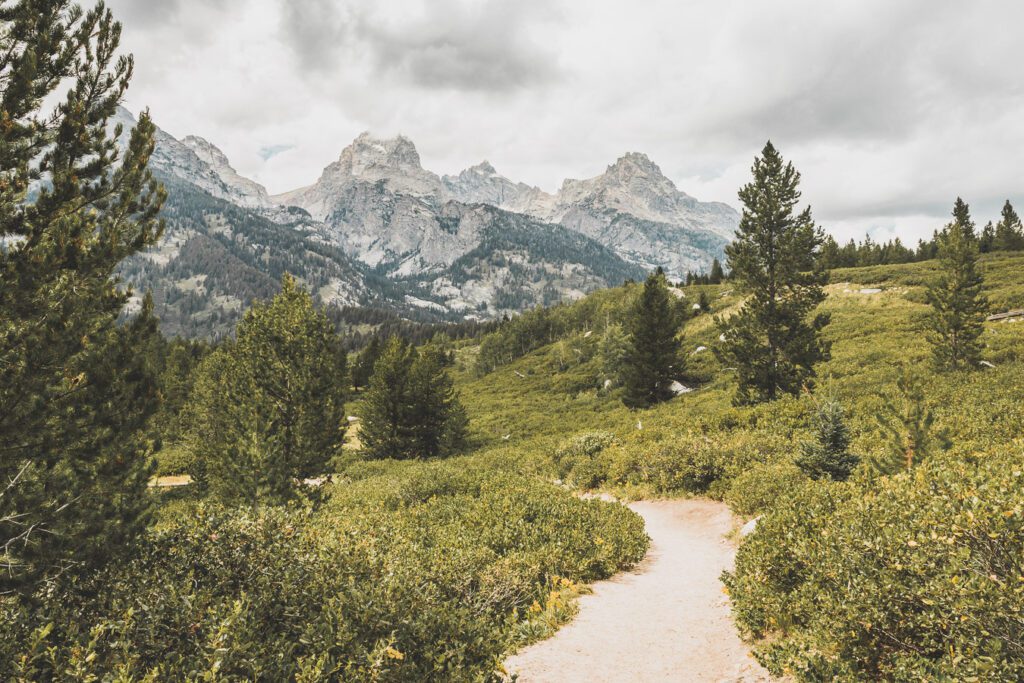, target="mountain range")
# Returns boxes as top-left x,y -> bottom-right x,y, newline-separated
114,108 -> 738,338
